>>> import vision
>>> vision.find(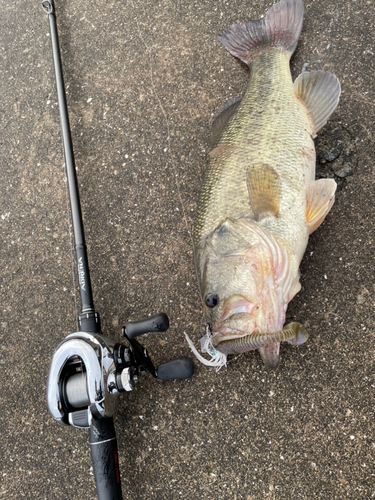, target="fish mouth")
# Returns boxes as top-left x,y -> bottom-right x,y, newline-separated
211,313 -> 257,348
212,327 -> 250,346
